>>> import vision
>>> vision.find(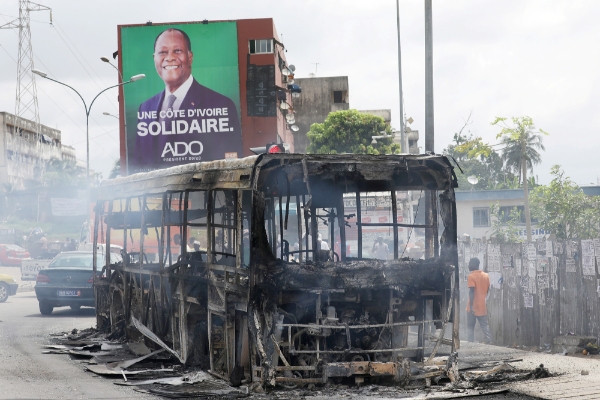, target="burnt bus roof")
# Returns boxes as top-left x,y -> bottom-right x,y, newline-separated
93,153 -> 457,201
